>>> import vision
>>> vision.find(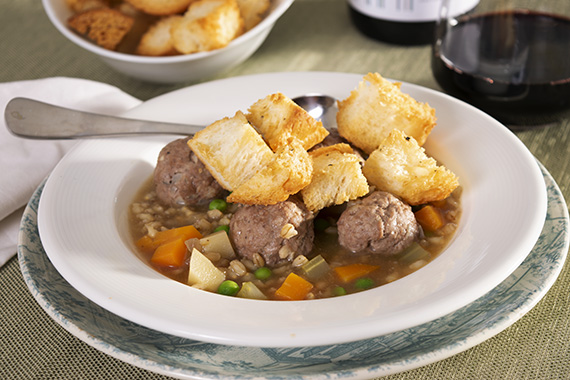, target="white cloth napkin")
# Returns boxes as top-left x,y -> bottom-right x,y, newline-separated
0,77 -> 141,266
